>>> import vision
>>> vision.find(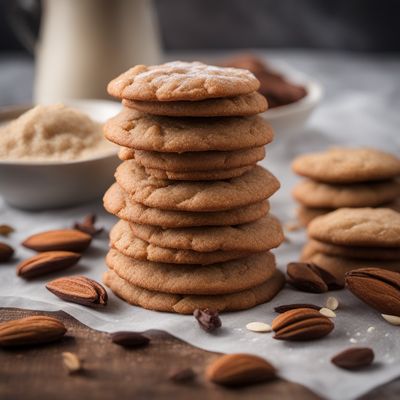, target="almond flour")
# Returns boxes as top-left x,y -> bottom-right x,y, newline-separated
0,104 -> 115,162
